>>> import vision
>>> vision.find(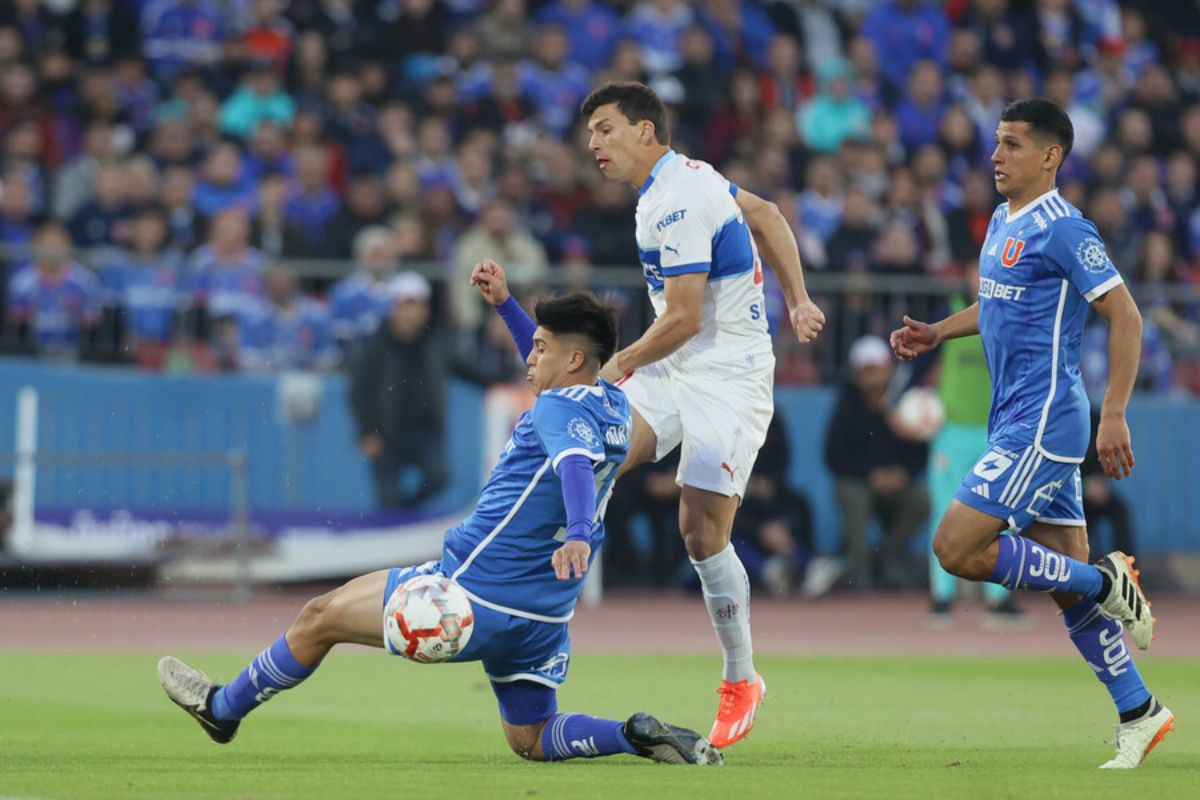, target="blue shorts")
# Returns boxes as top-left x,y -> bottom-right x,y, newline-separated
383,562 -> 572,690
955,434 -> 1085,533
